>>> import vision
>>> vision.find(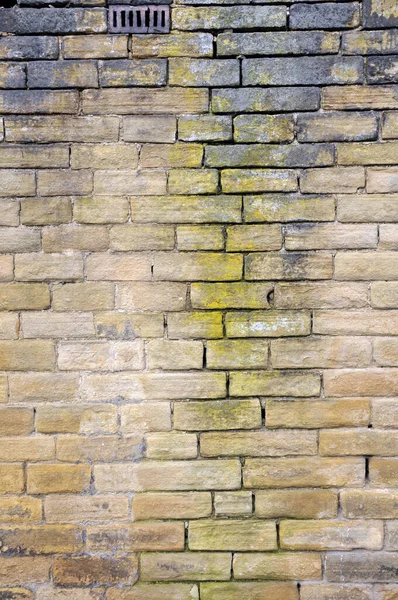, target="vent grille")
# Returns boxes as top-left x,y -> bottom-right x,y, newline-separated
109,5 -> 170,33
